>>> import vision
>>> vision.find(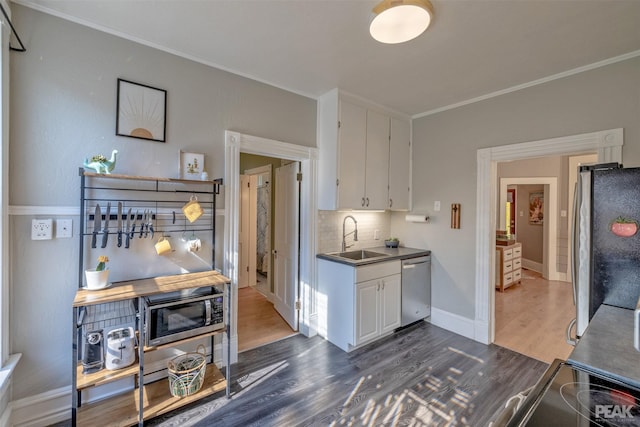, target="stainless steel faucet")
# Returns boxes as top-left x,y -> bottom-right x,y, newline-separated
342,215 -> 358,252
